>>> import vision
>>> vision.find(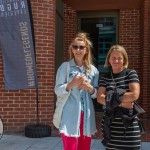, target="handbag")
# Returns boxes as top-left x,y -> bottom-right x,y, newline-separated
53,62 -> 70,129
137,118 -> 146,134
